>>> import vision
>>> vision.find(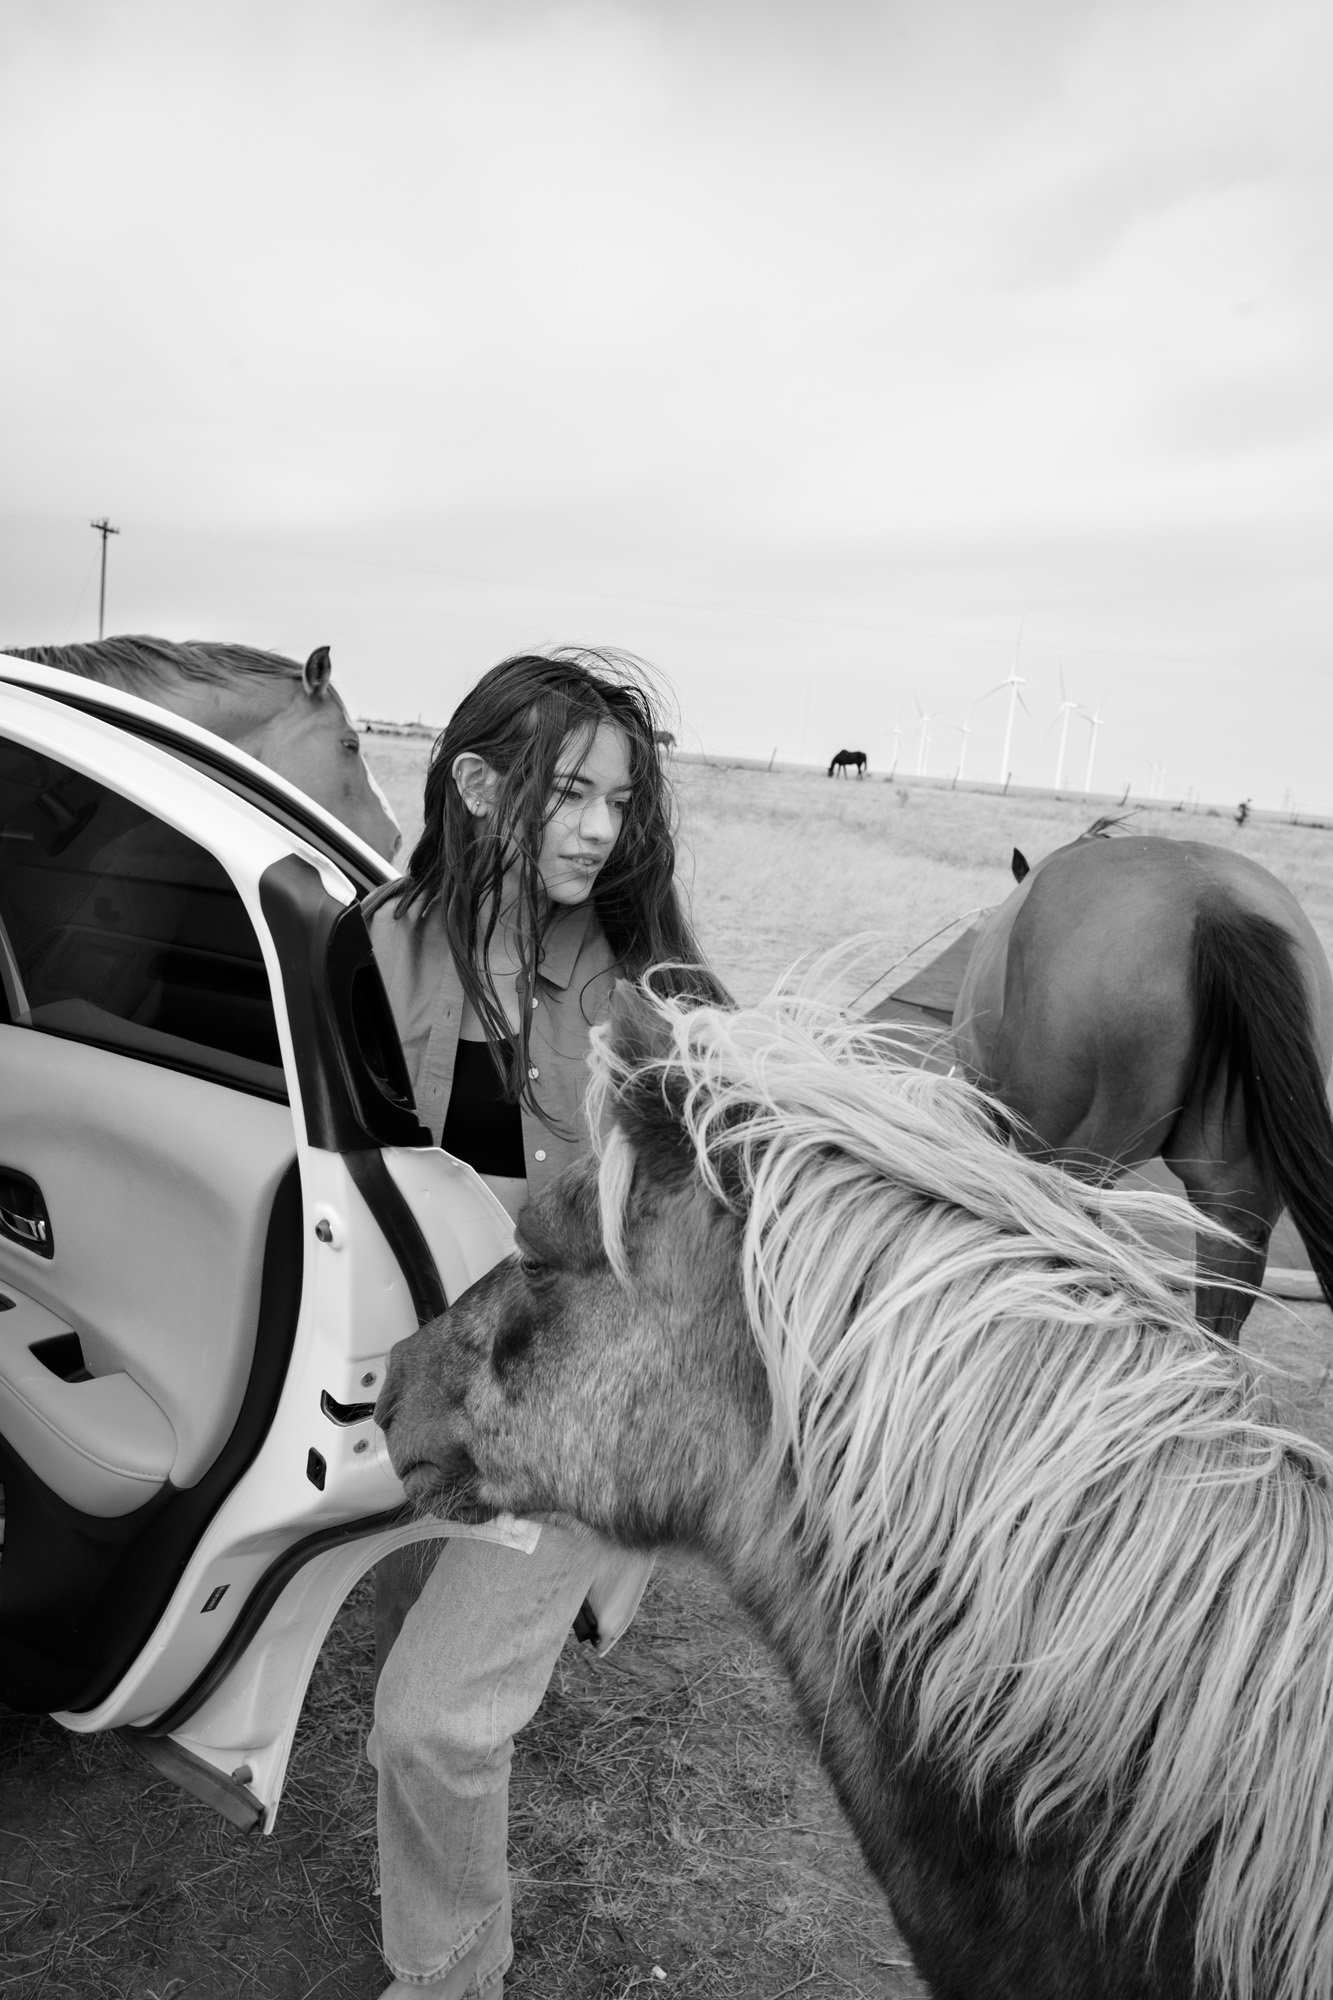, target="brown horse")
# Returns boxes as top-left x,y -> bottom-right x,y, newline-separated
4,636 -> 400,860
827,748 -> 867,777
377,981 -> 1333,1999
951,828 -> 1333,1339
